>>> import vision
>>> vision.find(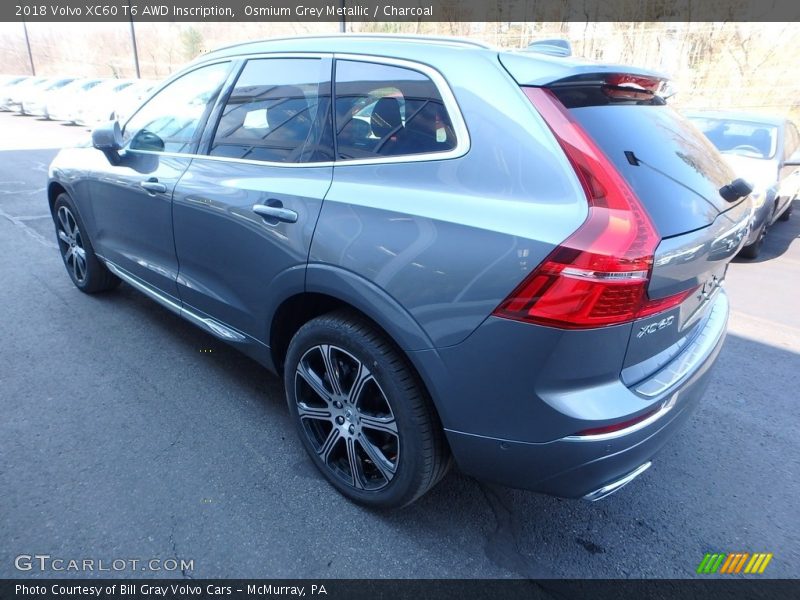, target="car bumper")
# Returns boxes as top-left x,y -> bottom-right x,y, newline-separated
435,291 -> 728,499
